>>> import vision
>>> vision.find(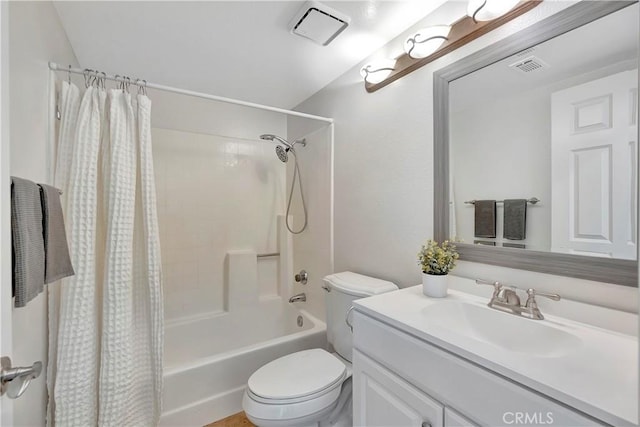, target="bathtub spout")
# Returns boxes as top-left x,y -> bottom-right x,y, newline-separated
288,293 -> 307,303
